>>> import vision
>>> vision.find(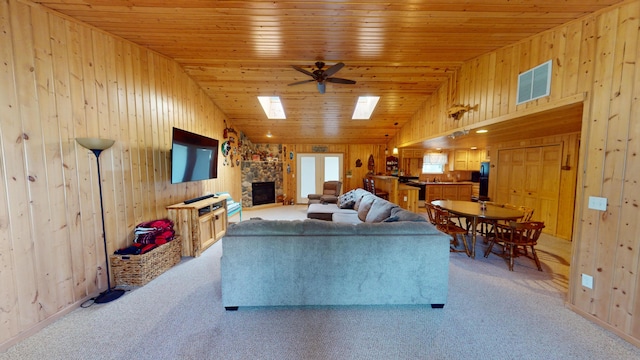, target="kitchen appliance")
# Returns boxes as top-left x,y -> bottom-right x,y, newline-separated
405,181 -> 426,207
479,161 -> 490,200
